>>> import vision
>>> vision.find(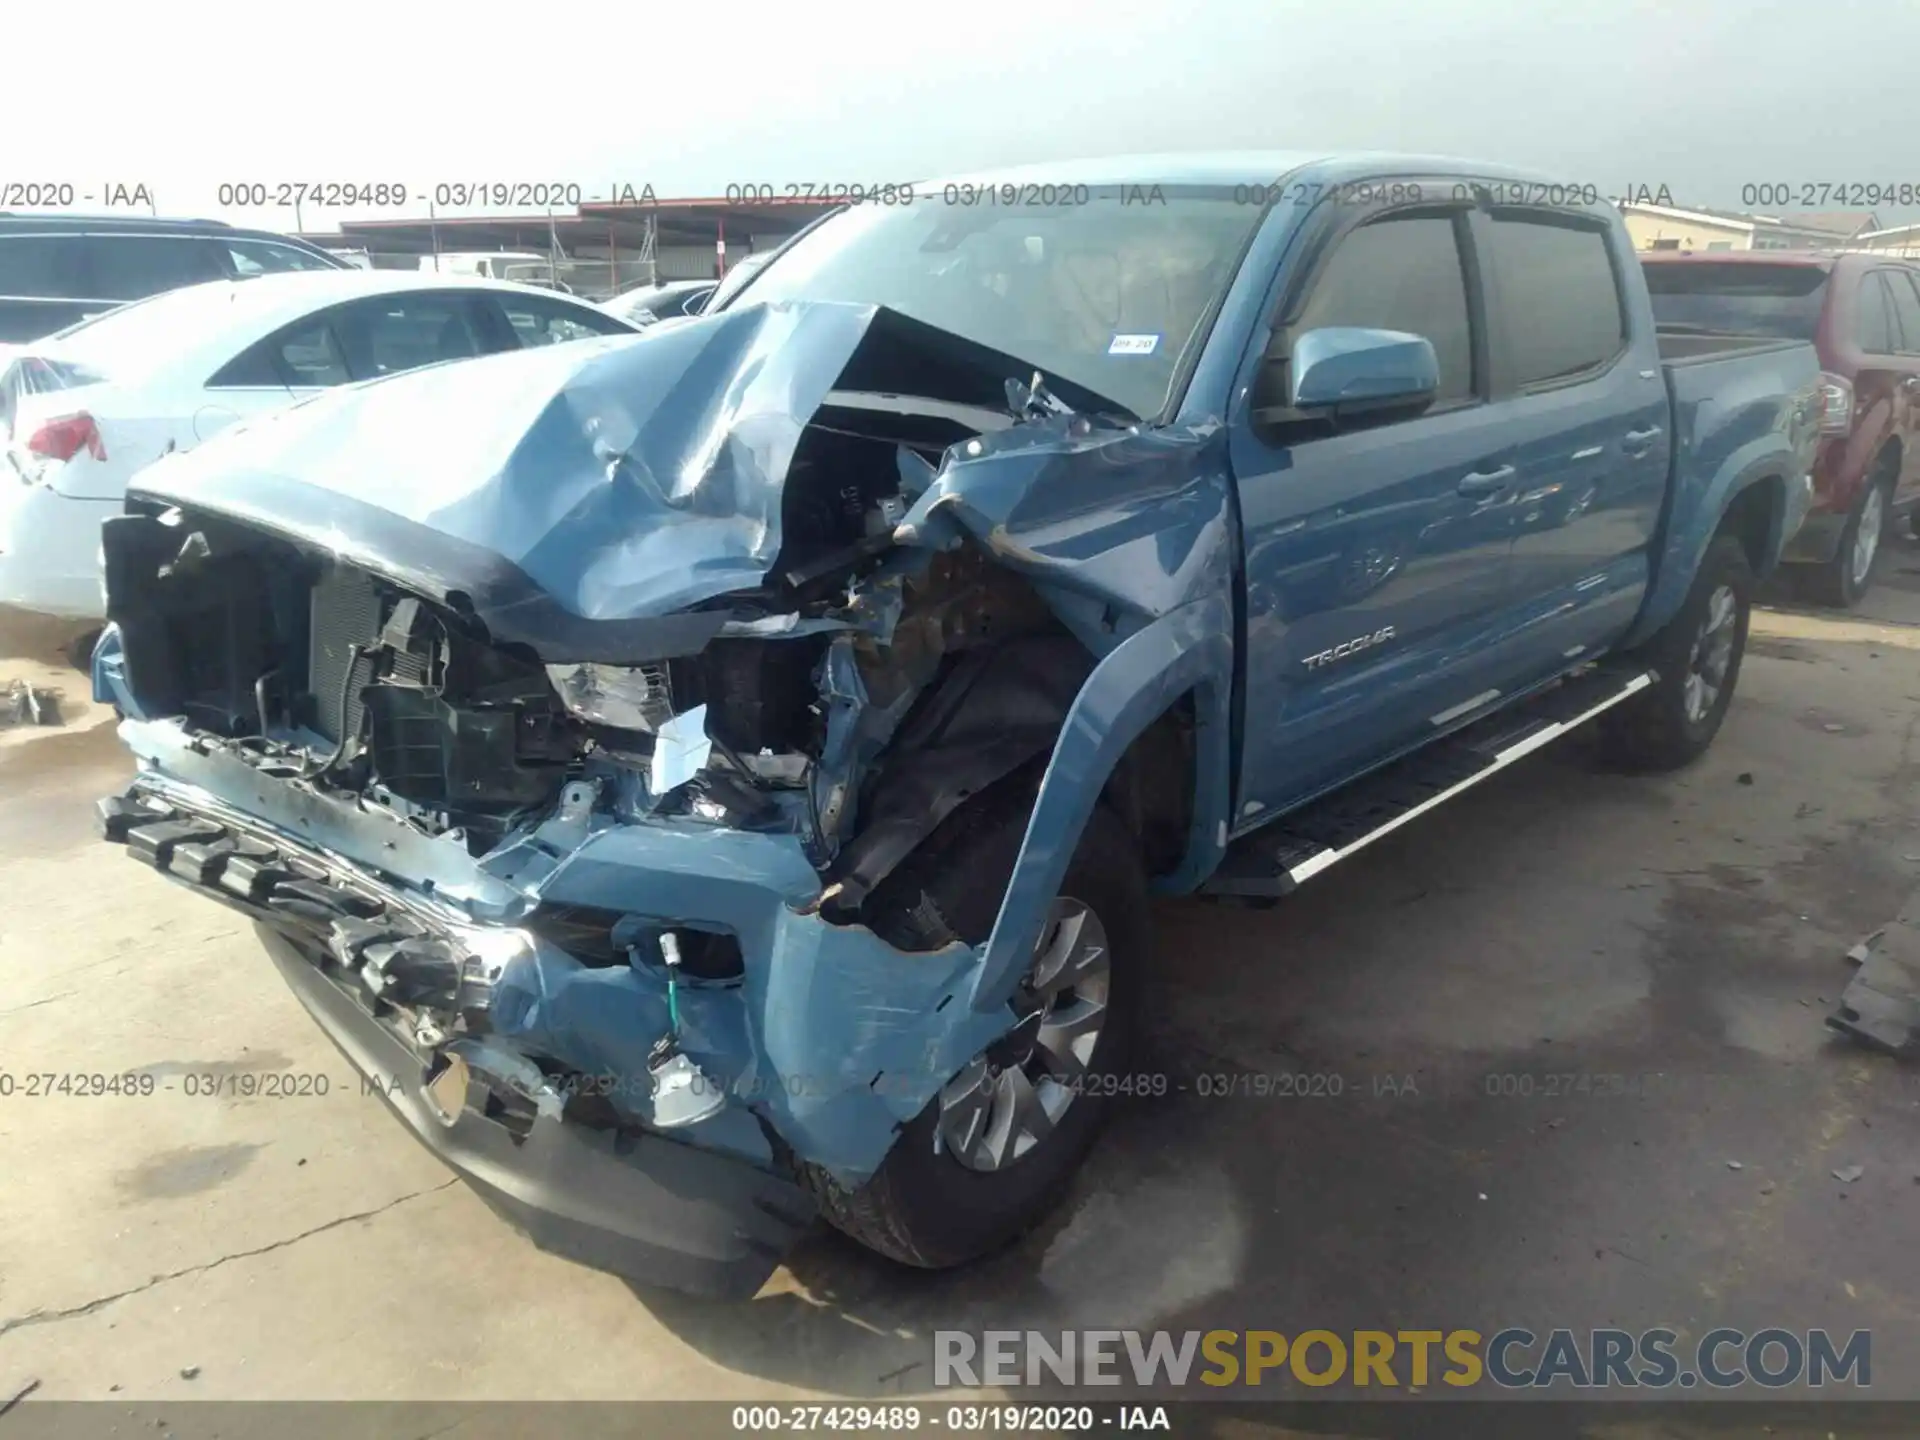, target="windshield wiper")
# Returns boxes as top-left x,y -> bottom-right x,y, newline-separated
1006,370 -> 1074,422
1004,369 -> 1135,428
